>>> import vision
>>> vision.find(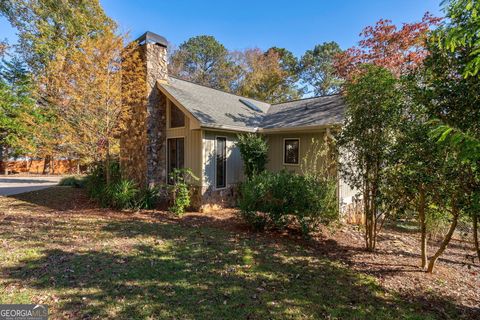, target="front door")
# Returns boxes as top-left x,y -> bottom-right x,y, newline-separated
167,138 -> 184,183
